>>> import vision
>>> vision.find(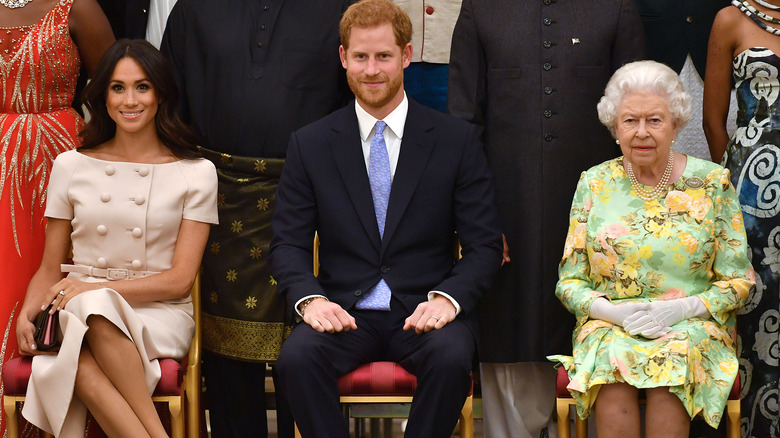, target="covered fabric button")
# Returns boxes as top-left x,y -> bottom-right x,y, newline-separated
132,259 -> 143,270
100,193 -> 111,202
97,225 -> 108,235
134,195 -> 146,205
105,165 -> 115,176
132,227 -> 144,238
138,167 -> 150,177
96,257 -> 107,268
